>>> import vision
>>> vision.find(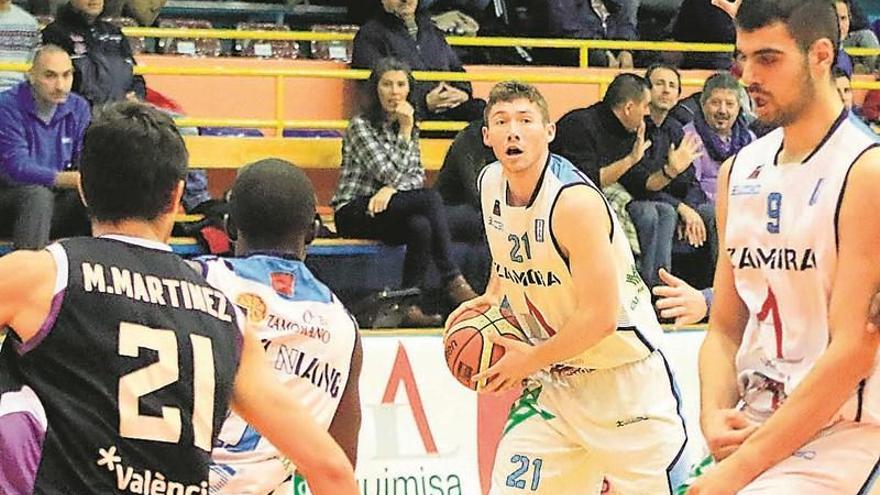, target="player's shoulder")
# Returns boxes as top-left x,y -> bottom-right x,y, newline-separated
547,153 -> 594,187
0,248 -> 56,281
846,143 -> 880,185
